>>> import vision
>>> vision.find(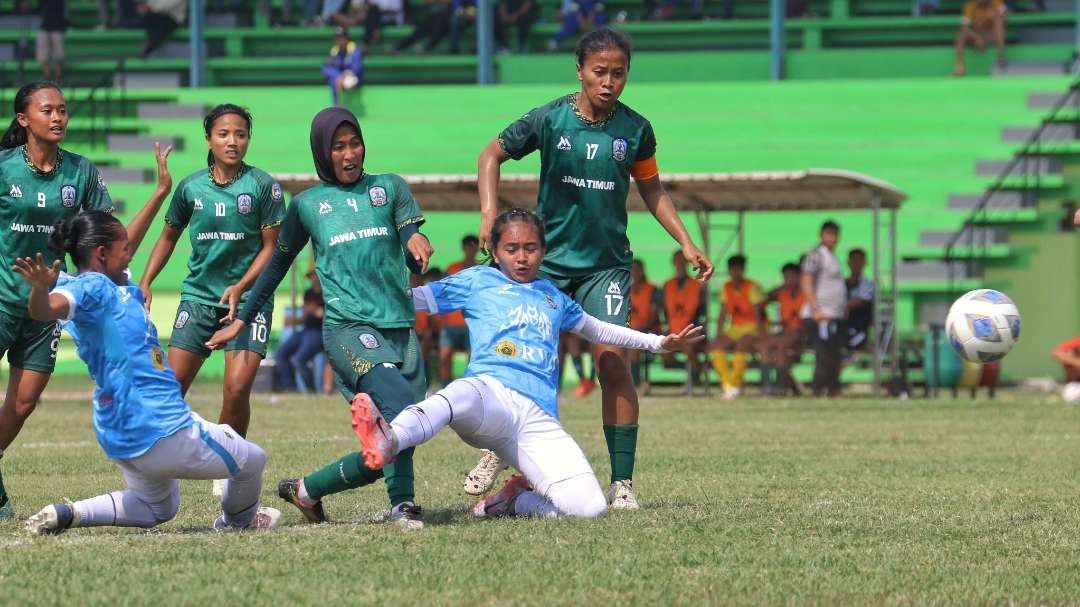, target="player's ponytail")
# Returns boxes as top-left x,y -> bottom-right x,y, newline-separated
203,103 -> 253,167
488,208 -> 547,256
49,211 -> 125,269
1,81 -> 63,150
